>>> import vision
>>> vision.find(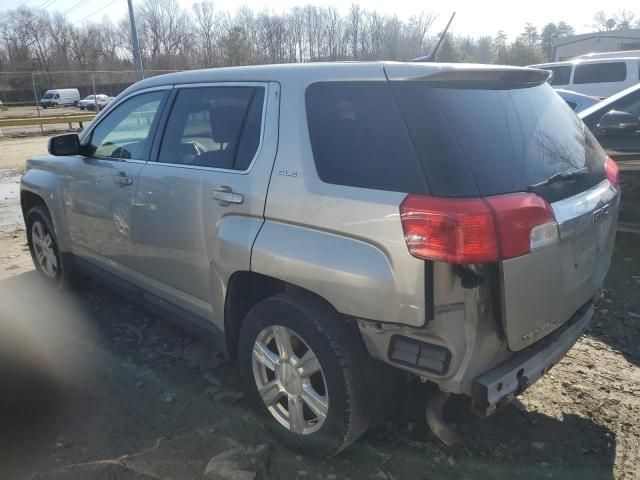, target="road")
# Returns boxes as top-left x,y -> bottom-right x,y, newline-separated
0,136 -> 638,479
